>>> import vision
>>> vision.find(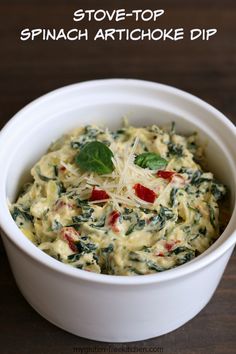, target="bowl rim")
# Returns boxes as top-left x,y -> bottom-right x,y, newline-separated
0,78 -> 236,286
